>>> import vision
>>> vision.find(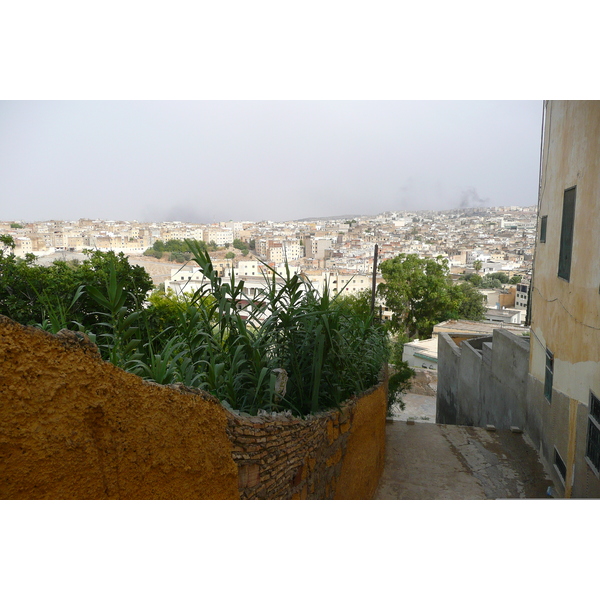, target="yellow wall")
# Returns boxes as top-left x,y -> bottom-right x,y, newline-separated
0,317 -> 239,499
334,380 -> 387,499
530,100 -> 600,402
